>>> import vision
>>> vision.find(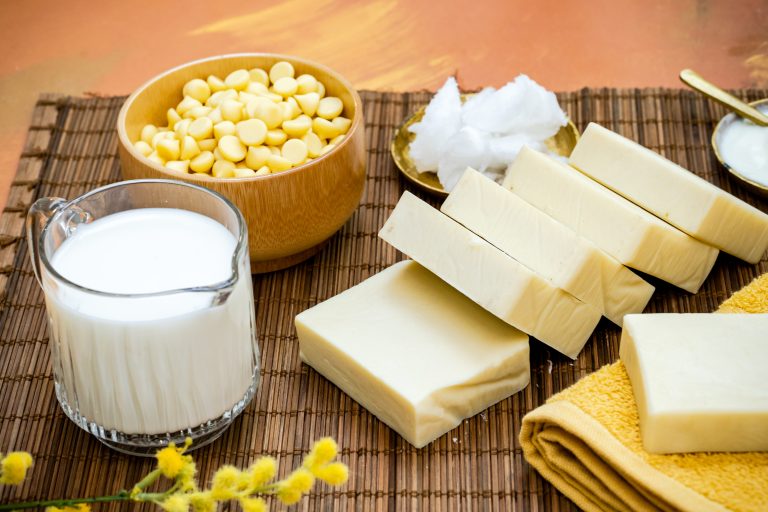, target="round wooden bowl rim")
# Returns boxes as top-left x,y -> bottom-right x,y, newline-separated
117,53 -> 363,183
